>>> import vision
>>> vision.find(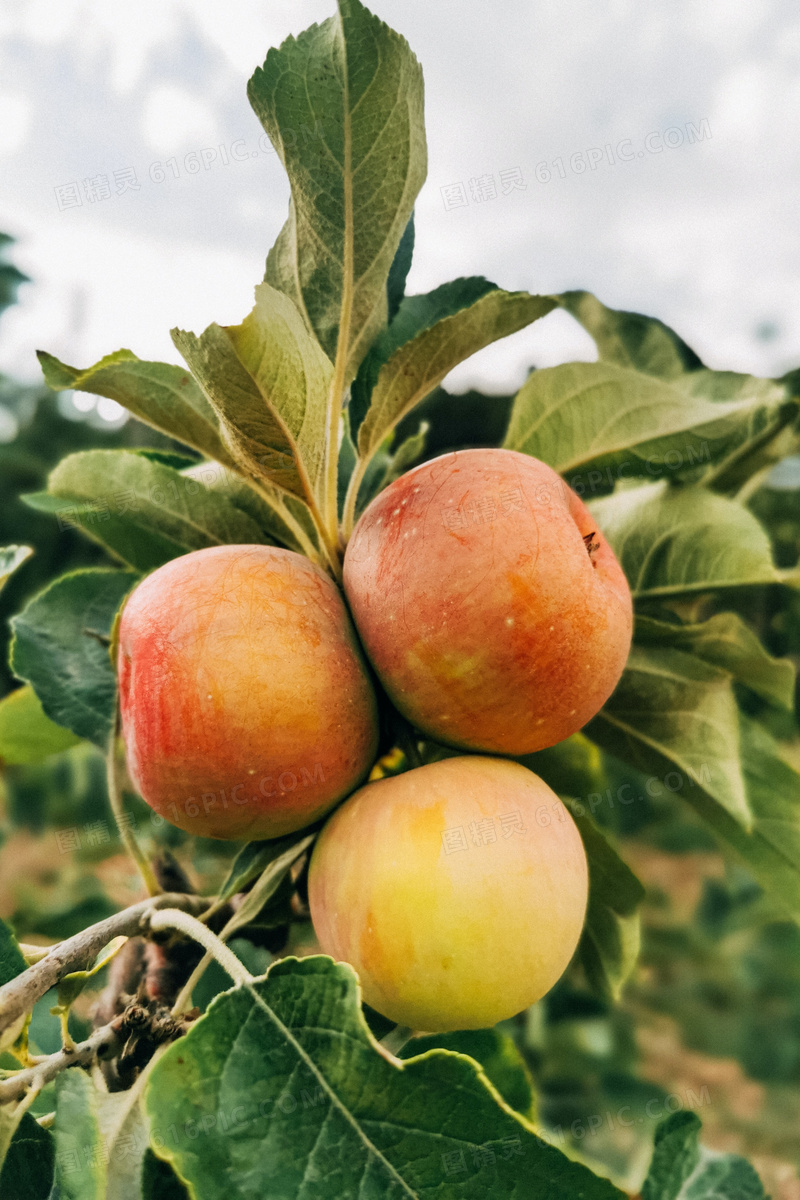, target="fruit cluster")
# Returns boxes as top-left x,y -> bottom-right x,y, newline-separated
118,448 -> 632,1030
